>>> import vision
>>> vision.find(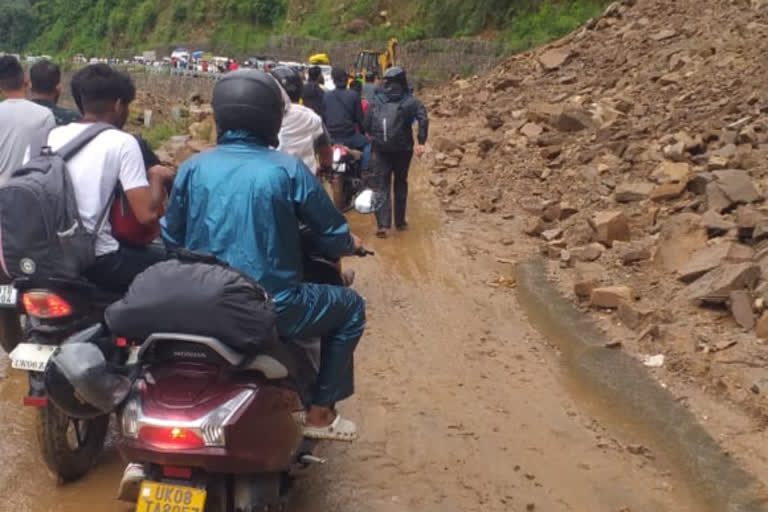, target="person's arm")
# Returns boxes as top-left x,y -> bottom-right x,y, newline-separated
413,99 -> 429,157
119,136 -> 174,225
160,164 -> 190,248
291,161 -> 359,258
314,123 -> 333,170
363,102 -> 373,137
353,93 -> 365,134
